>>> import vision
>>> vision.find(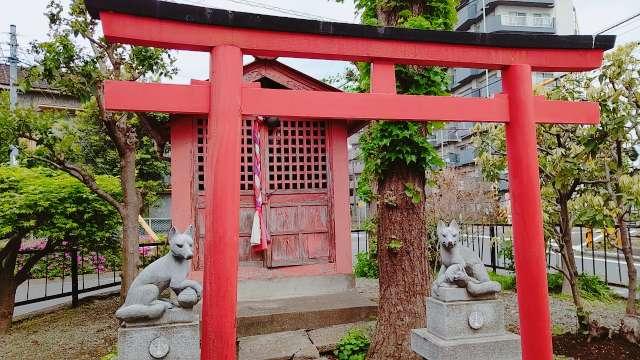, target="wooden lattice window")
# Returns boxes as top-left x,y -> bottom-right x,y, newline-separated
195,118 -> 254,192
267,120 -> 328,191
240,119 -> 254,191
